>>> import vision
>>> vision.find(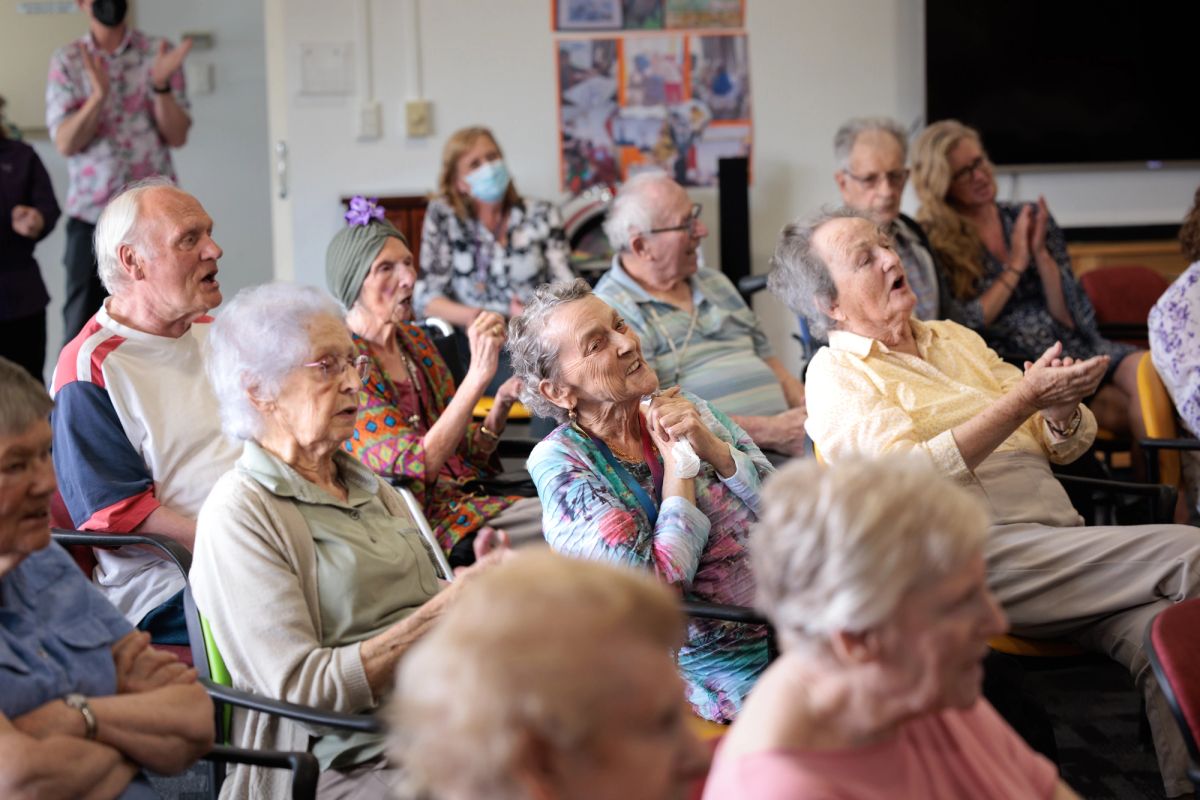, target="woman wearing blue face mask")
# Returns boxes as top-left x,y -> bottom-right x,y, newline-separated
417,126 -> 573,335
